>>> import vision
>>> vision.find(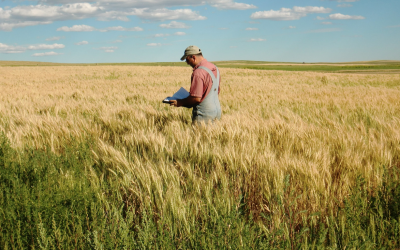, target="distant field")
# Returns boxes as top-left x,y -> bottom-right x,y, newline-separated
2,60 -> 400,73
215,60 -> 400,74
1,65 -> 400,248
